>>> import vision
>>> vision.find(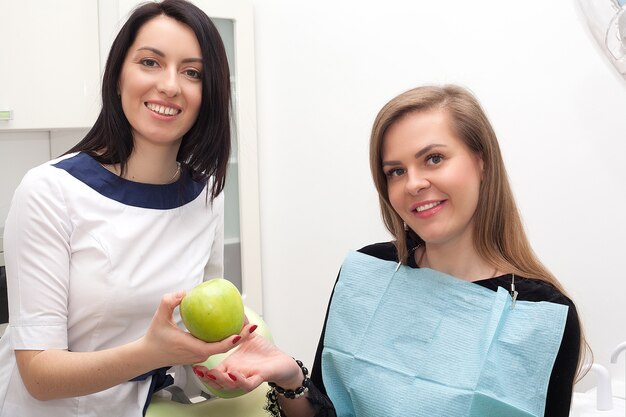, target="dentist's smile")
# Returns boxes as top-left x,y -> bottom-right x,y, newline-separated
145,102 -> 181,117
